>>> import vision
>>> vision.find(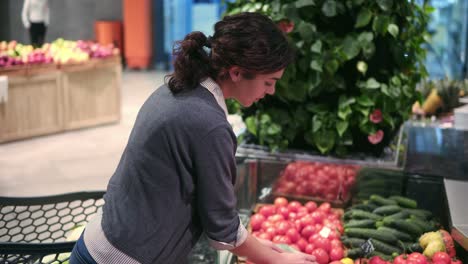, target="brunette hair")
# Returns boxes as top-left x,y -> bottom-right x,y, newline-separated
167,12 -> 295,93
